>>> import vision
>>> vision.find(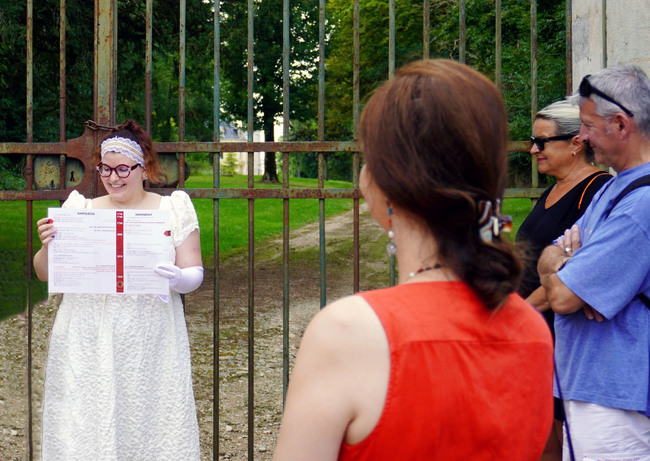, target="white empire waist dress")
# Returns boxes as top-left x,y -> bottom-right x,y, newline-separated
41,190 -> 201,460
